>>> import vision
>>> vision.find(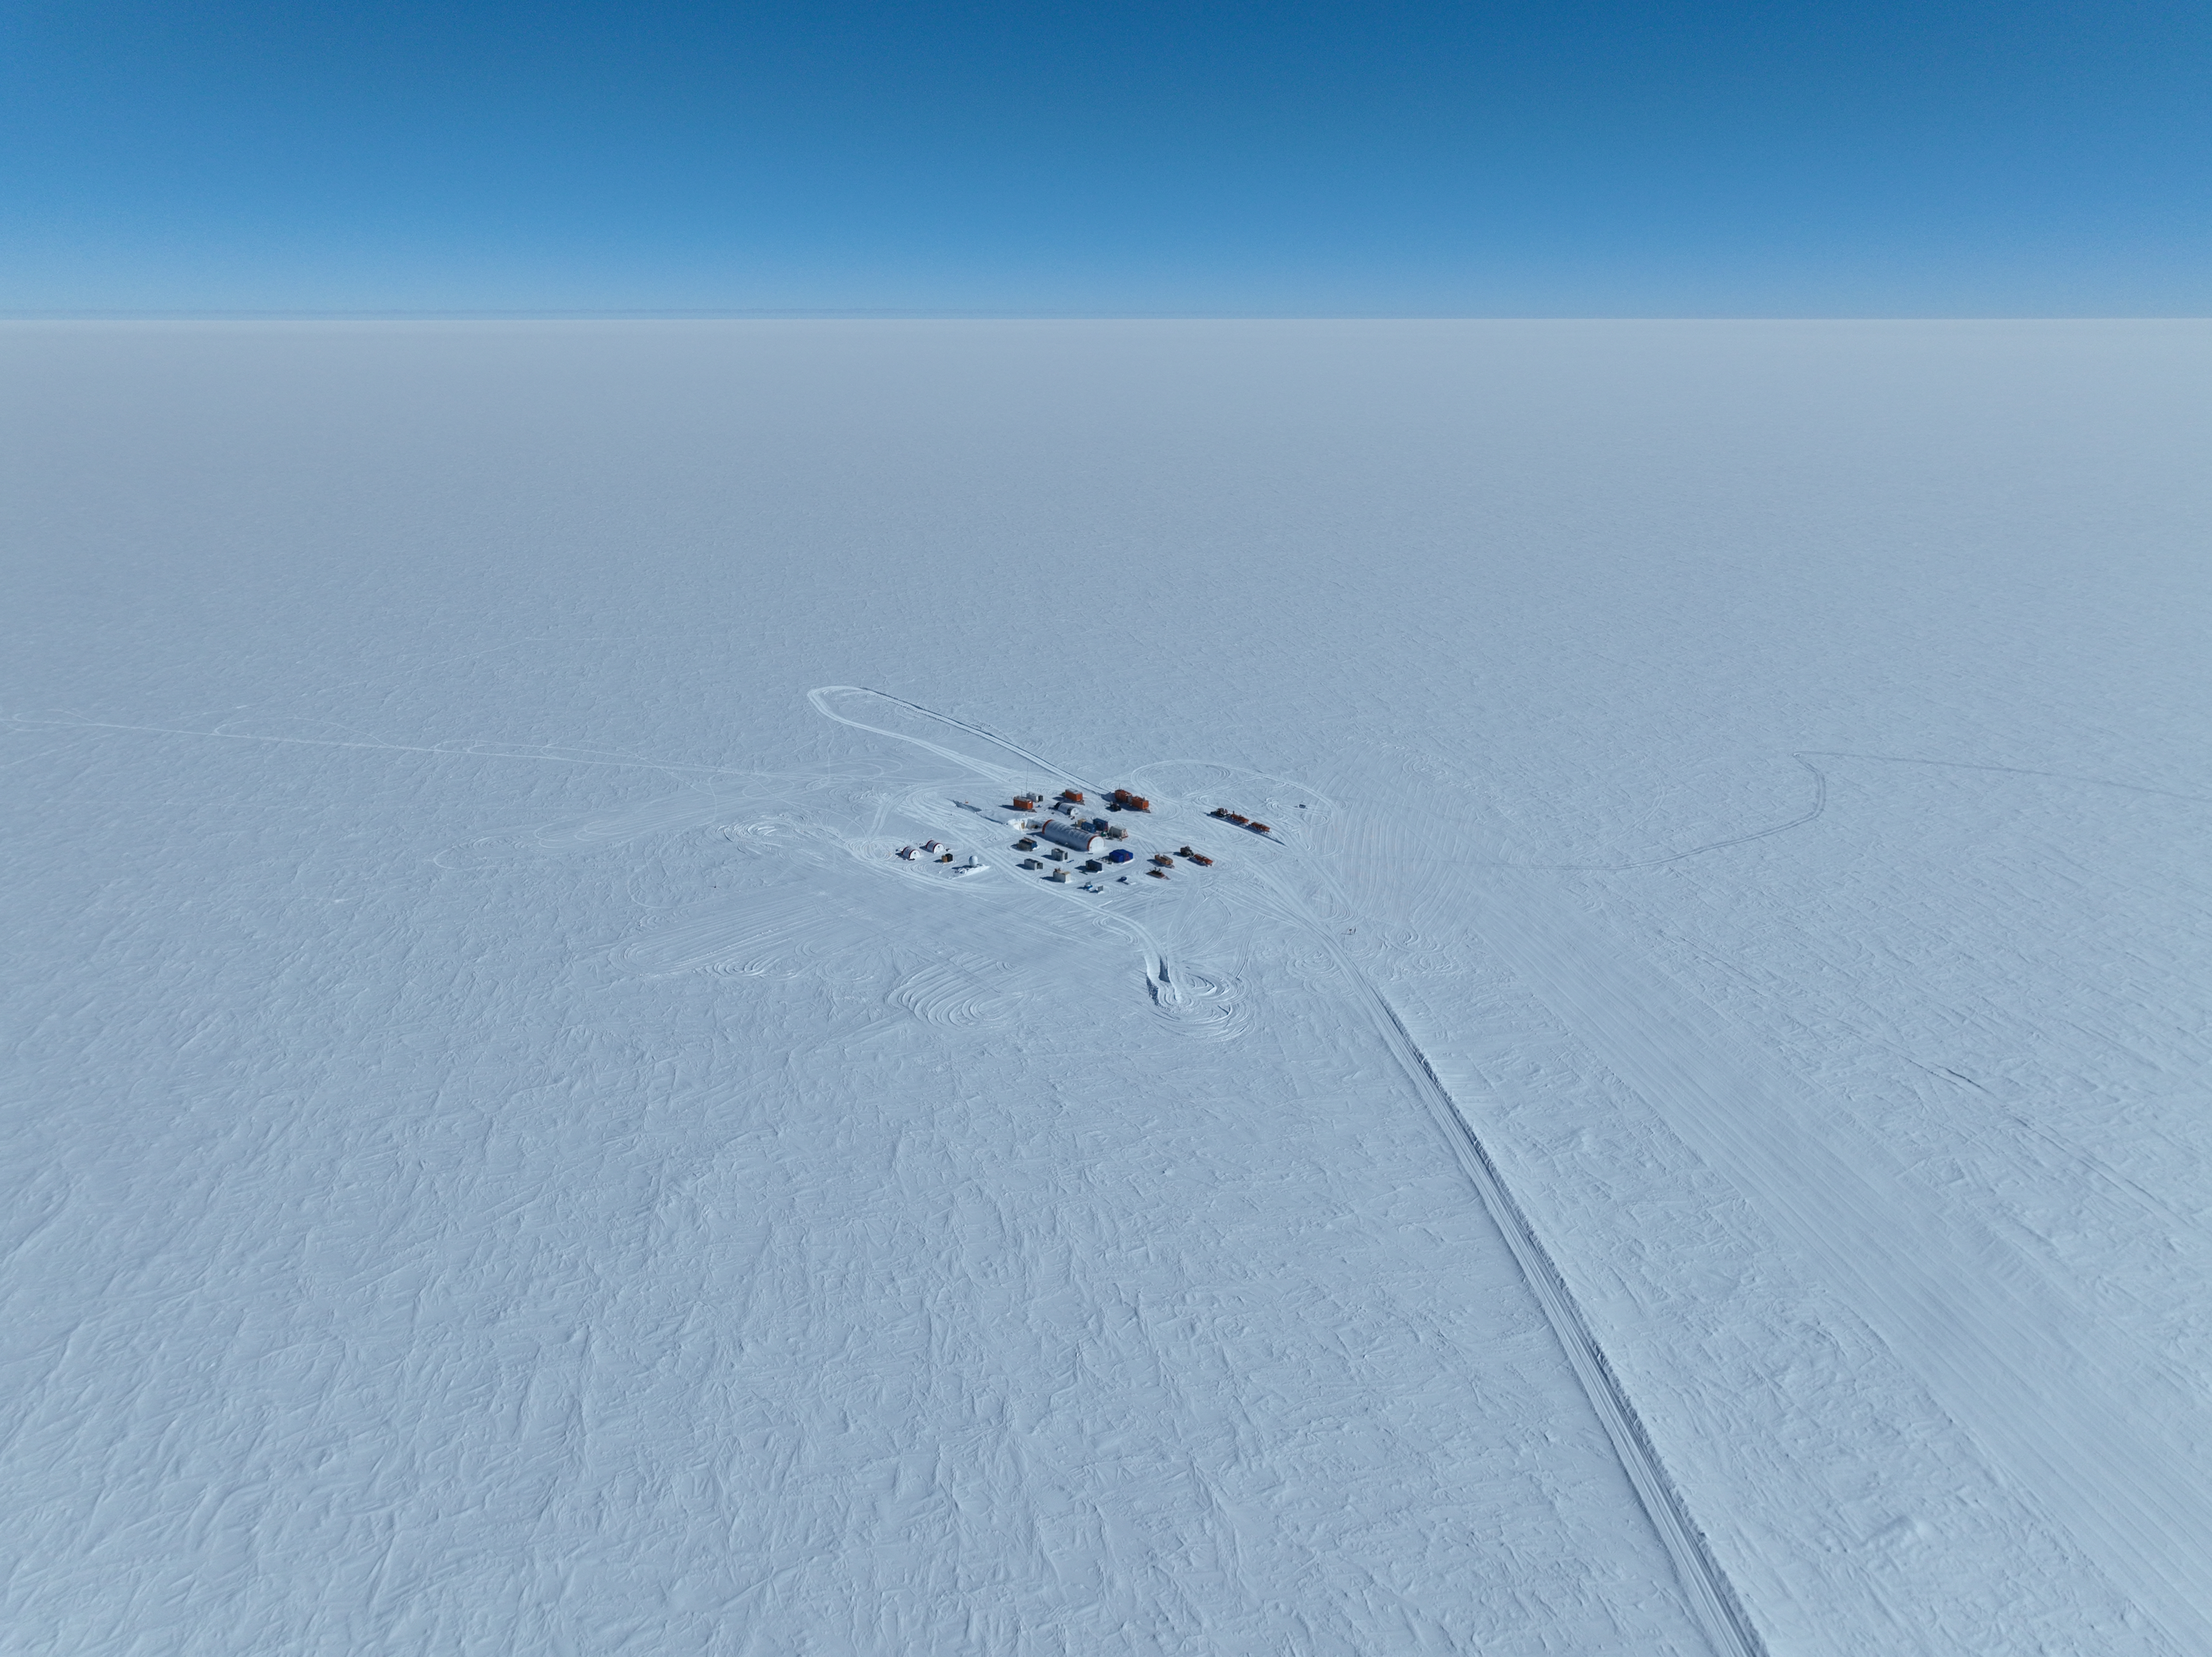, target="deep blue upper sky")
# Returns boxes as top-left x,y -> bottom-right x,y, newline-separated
4,0 -> 2206,315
